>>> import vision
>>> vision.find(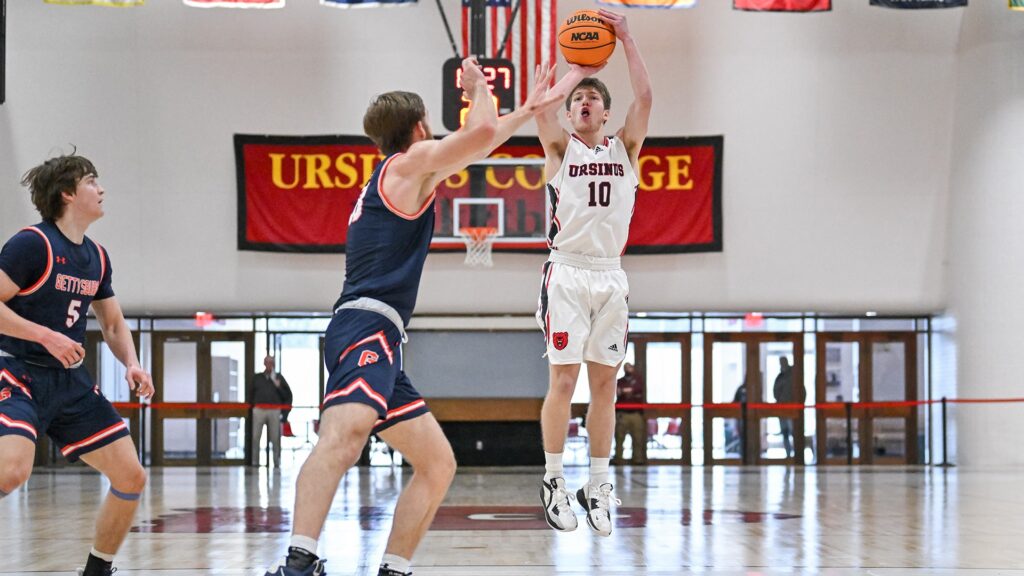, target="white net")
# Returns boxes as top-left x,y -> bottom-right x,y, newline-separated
459,227 -> 498,268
